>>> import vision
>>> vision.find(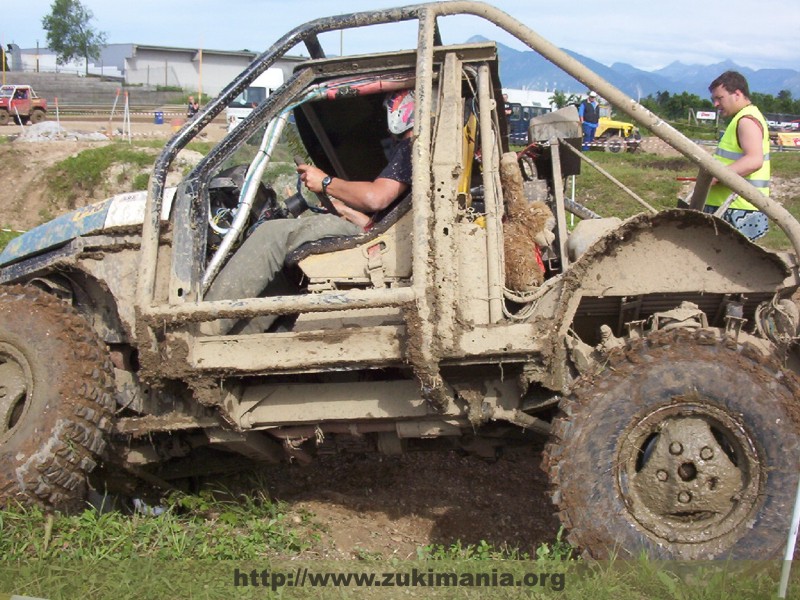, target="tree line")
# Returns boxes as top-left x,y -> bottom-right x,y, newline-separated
548,88 -> 800,123
640,90 -> 800,120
